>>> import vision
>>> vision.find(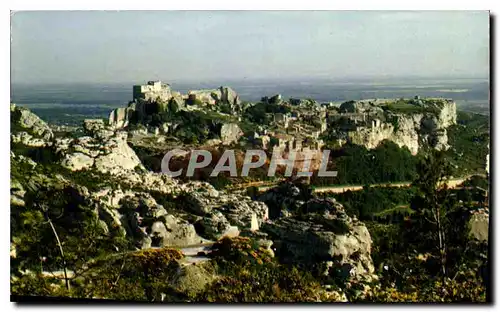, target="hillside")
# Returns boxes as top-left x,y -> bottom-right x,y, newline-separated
10,86 -> 489,302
